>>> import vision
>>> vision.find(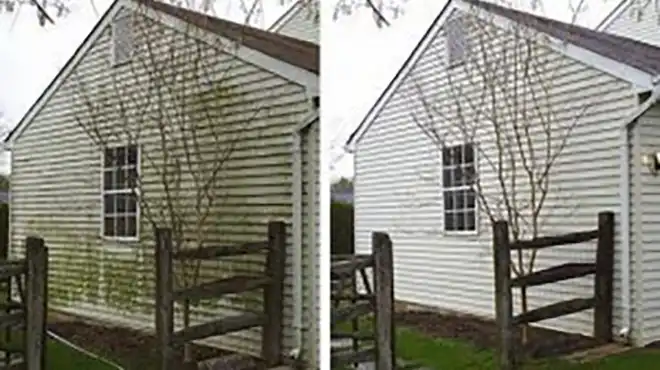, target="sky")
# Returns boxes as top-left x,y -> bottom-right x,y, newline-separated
0,0 -> 628,179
